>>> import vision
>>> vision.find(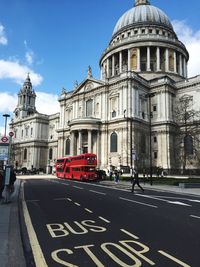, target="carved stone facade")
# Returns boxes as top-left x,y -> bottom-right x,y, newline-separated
10,1 -> 200,173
